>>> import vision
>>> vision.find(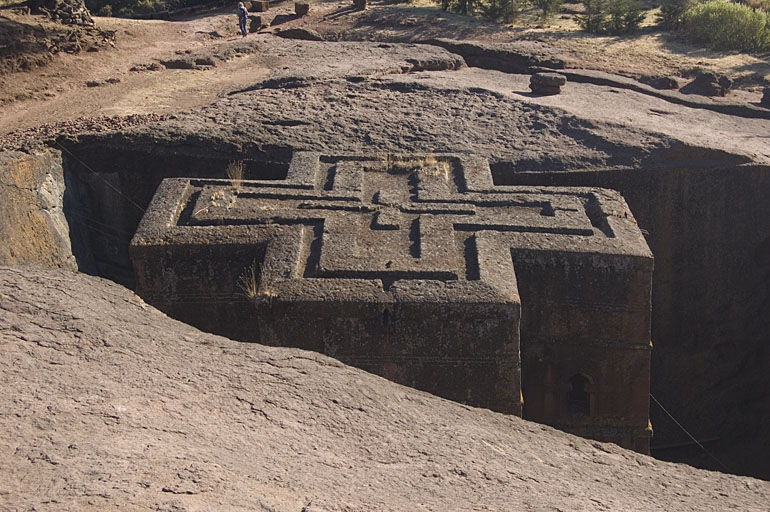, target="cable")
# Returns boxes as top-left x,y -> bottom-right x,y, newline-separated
650,393 -> 731,473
